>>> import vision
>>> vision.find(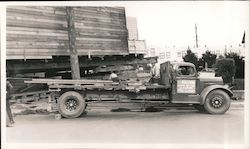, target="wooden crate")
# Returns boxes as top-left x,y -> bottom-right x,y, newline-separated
6,6 -> 128,59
